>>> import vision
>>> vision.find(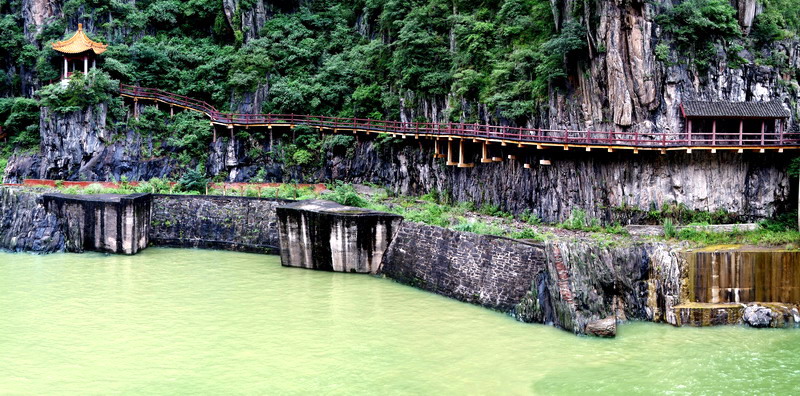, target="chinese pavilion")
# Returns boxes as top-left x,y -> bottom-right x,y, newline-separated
51,23 -> 108,80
